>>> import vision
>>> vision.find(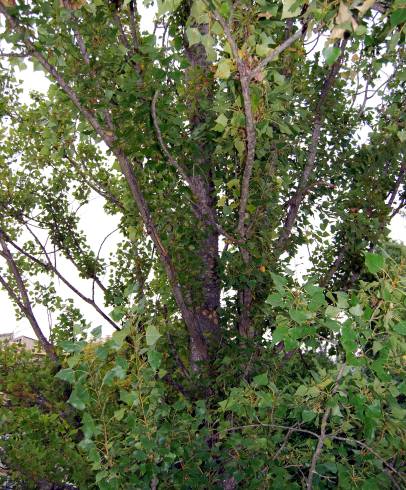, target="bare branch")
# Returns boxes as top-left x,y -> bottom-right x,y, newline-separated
319,247 -> 347,287
151,91 -> 193,186
387,163 -> 405,208
208,6 -> 305,240
60,1 -> 91,65
331,436 -> 405,488
64,153 -> 125,211
0,50 -> 29,58
113,10 -> 131,50
205,9 -> 255,238
128,1 -> 140,51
